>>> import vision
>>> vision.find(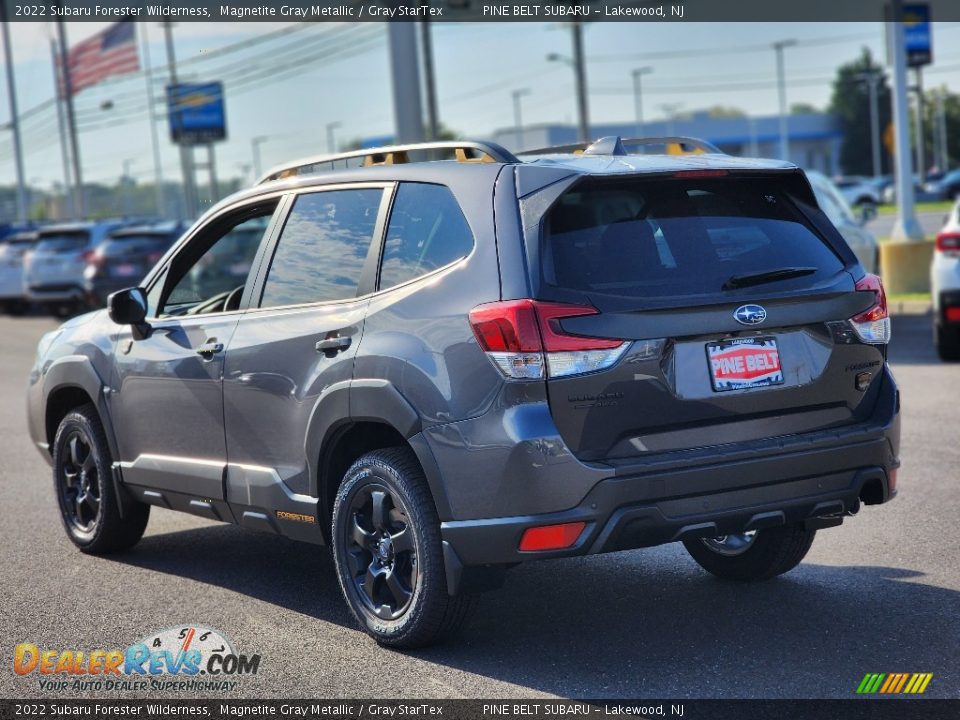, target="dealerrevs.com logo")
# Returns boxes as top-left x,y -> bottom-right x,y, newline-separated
14,625 -> 261,693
